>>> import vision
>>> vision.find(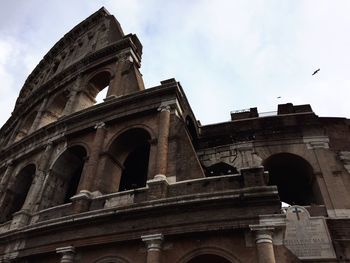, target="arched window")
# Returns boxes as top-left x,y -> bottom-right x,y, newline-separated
264,153 -> 323,205
186,254 -> 232,263
87,71 -> 111,105
14,110 -> 38,141
205,162 -> 238,177
41,146 -> 87,208
0,164 -> 36,223
39,92 -> 68,127
104,128 -> 151,192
